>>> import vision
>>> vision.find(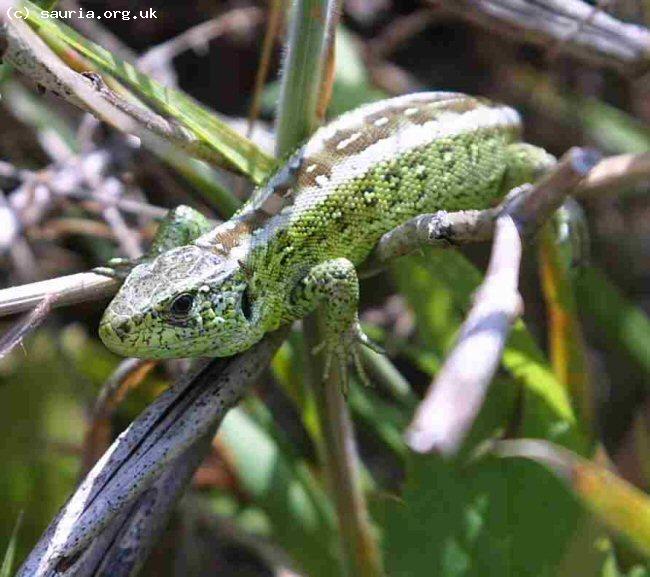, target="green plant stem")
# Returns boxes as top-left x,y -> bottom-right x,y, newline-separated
538,223 -> 595,438
1,512 -> 22,577
303,313 -> 384,577
360,347 -> 417,408
274,0 -> 384,575
275,0 -> 336,157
